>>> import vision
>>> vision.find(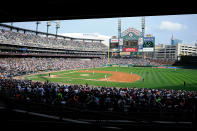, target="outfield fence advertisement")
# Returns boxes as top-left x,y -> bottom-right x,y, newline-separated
103,64 -> 158,67
120,64 -> 129,67
112,65 -> 120,67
